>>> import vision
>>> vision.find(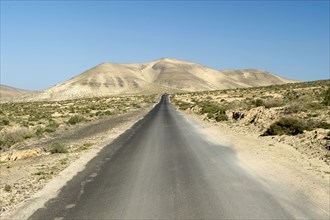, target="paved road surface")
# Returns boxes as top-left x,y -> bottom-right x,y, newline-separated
29,95 -> 314,219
